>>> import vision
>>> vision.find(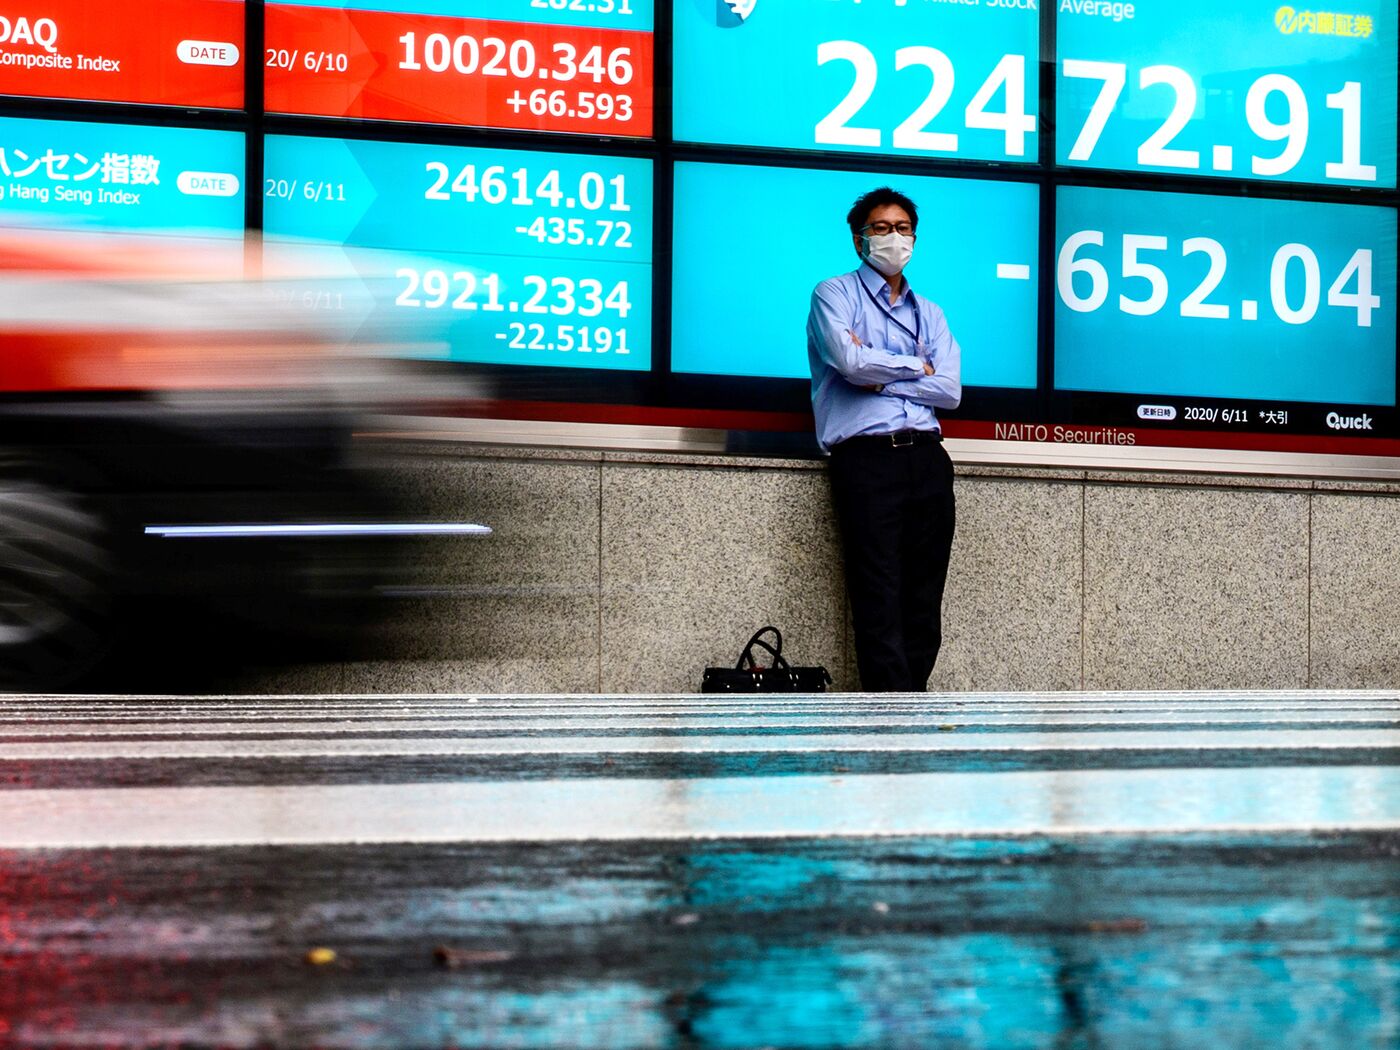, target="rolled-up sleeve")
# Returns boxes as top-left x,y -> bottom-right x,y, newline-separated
880,305 -> 962,410
808,280 -> 927,387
